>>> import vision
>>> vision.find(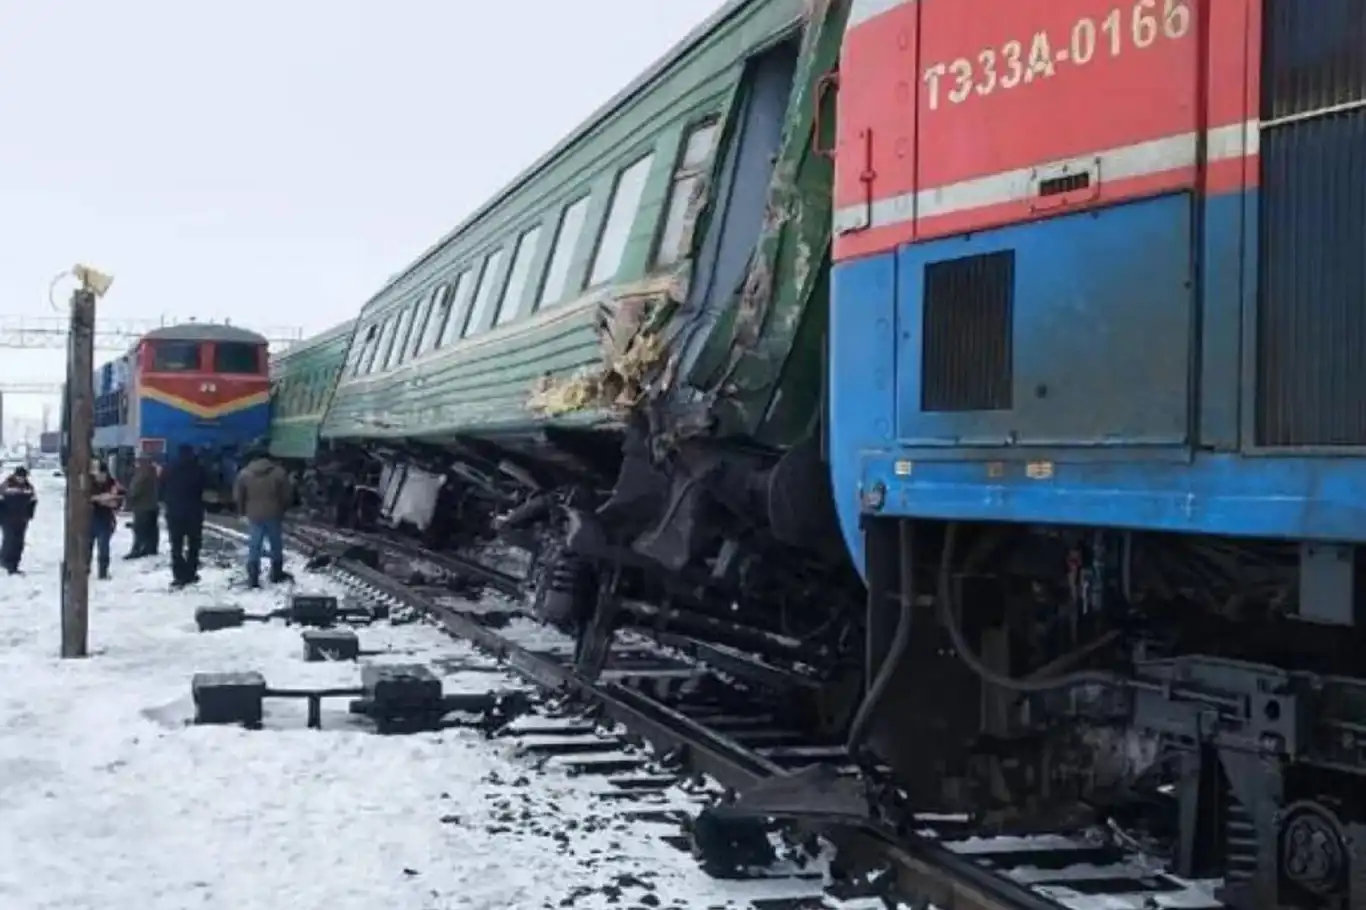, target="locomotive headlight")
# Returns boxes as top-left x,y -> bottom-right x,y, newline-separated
72,264 -> 114,298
